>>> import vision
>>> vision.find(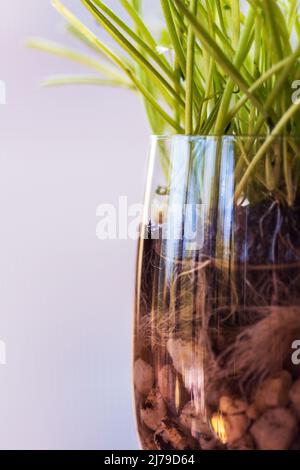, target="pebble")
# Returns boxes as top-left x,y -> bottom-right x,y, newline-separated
134,359 -> 154,395
154,418 -> 192,450
140,388 -> 167,431
166,338 -> 204,392
219,396 -> 248,415
254,371 -> 292,412
223,414 -> 249,443
250,407 -> 297,450
199,433 -> 222,450
227,434 -> 255,450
